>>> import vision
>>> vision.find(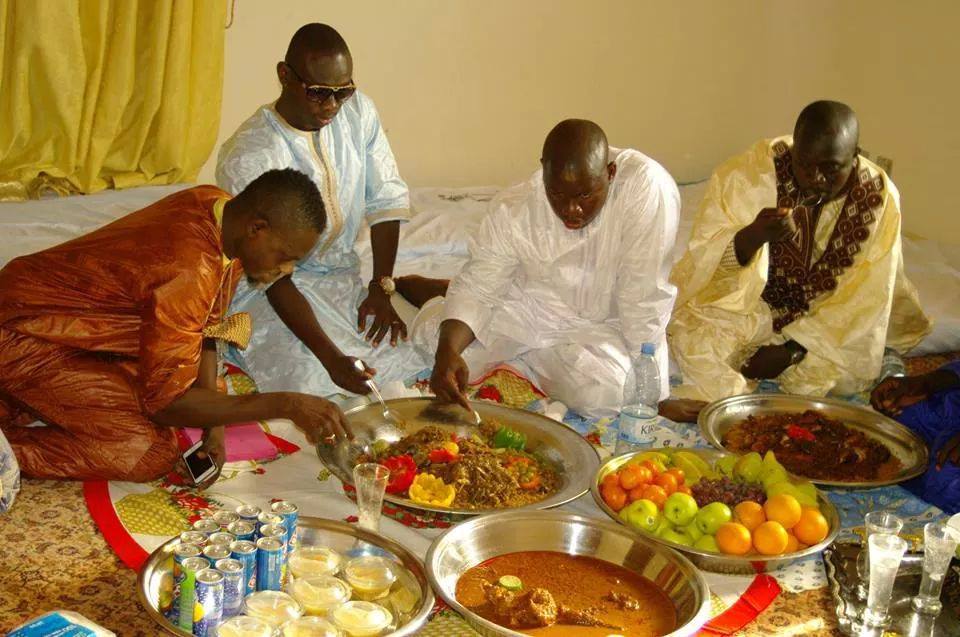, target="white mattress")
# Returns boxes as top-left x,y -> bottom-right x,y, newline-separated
2,182 -> 957,356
